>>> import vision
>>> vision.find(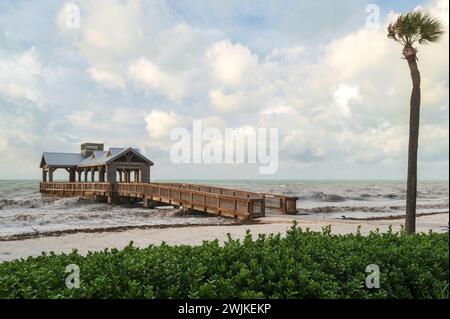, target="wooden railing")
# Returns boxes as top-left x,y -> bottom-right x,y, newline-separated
39,182 -> 266,219
40,182 -> 112,195
154,182 -> 298,214
116,183 -> 264,219
39,181 -> 297,218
